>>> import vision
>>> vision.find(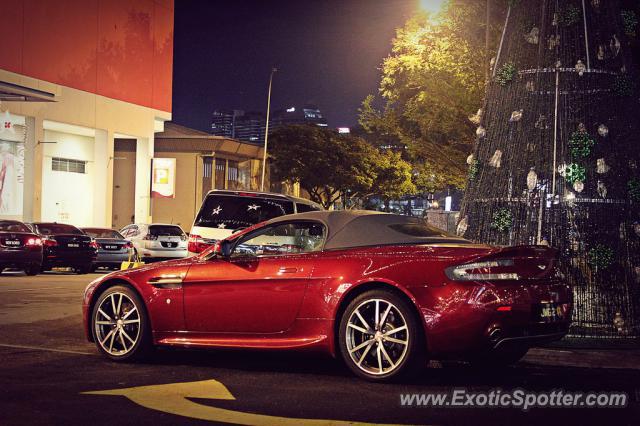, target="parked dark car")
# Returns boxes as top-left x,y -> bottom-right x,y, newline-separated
30,223 -> 97,274
82,228 -> 132,271
0,220 -> 43,276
